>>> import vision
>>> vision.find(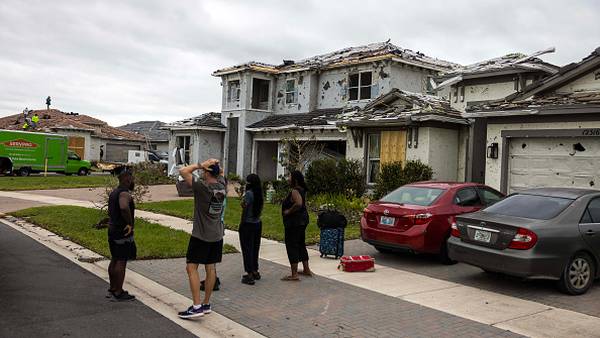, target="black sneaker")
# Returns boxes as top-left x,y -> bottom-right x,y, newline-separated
200,277 -> 221,291
112,291 -> 135,302
106,289 -> 114,298
178,305 -> 204,319
241,274 -> 255,285
253,272 -> 261,281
